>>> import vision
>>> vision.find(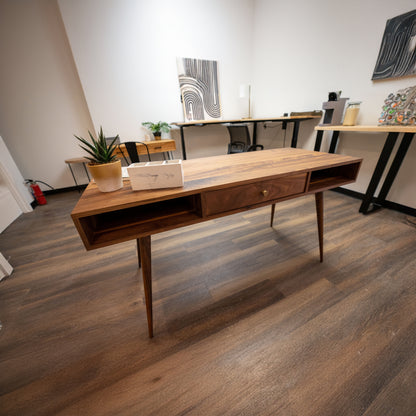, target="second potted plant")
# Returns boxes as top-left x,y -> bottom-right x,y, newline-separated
142,121 -> 171,140
74,127 -> 123,192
